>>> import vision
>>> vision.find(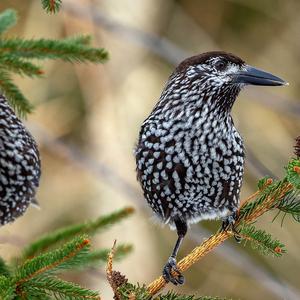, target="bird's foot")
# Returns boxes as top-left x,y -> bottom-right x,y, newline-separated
162,256 -> 185,285
221,211 -> 241,243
